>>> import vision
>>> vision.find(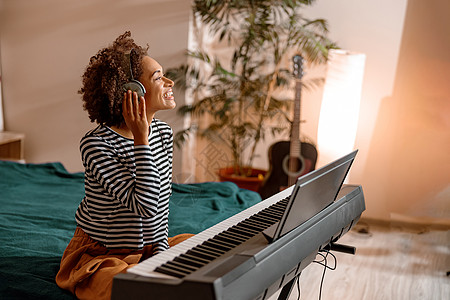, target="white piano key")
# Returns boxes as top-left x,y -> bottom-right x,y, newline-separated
128,186 -> 293,277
